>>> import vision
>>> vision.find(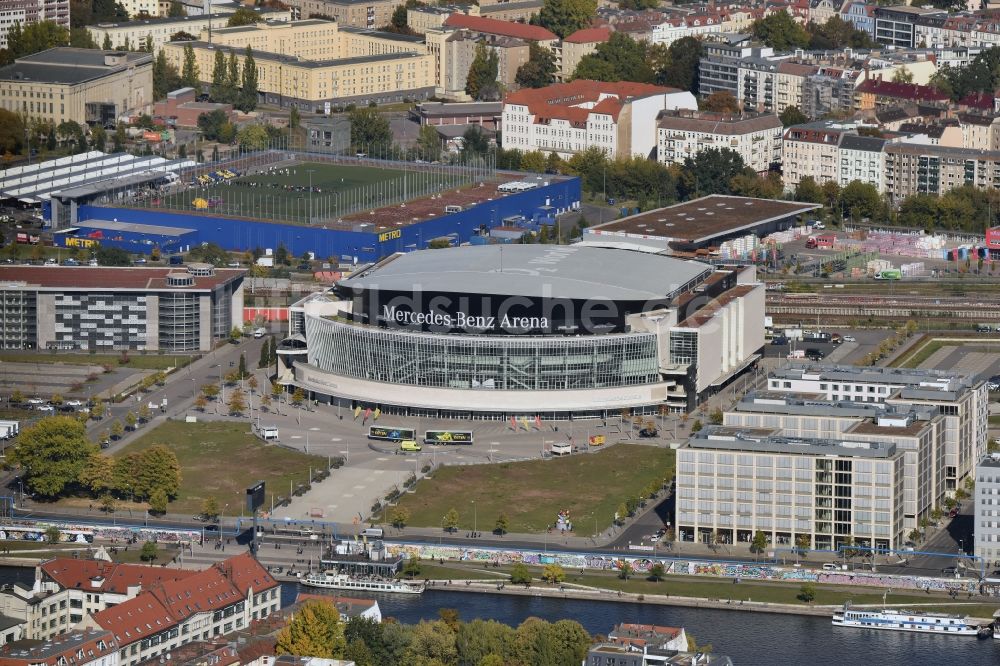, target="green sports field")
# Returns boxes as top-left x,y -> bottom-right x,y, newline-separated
148,161 -> 433,224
